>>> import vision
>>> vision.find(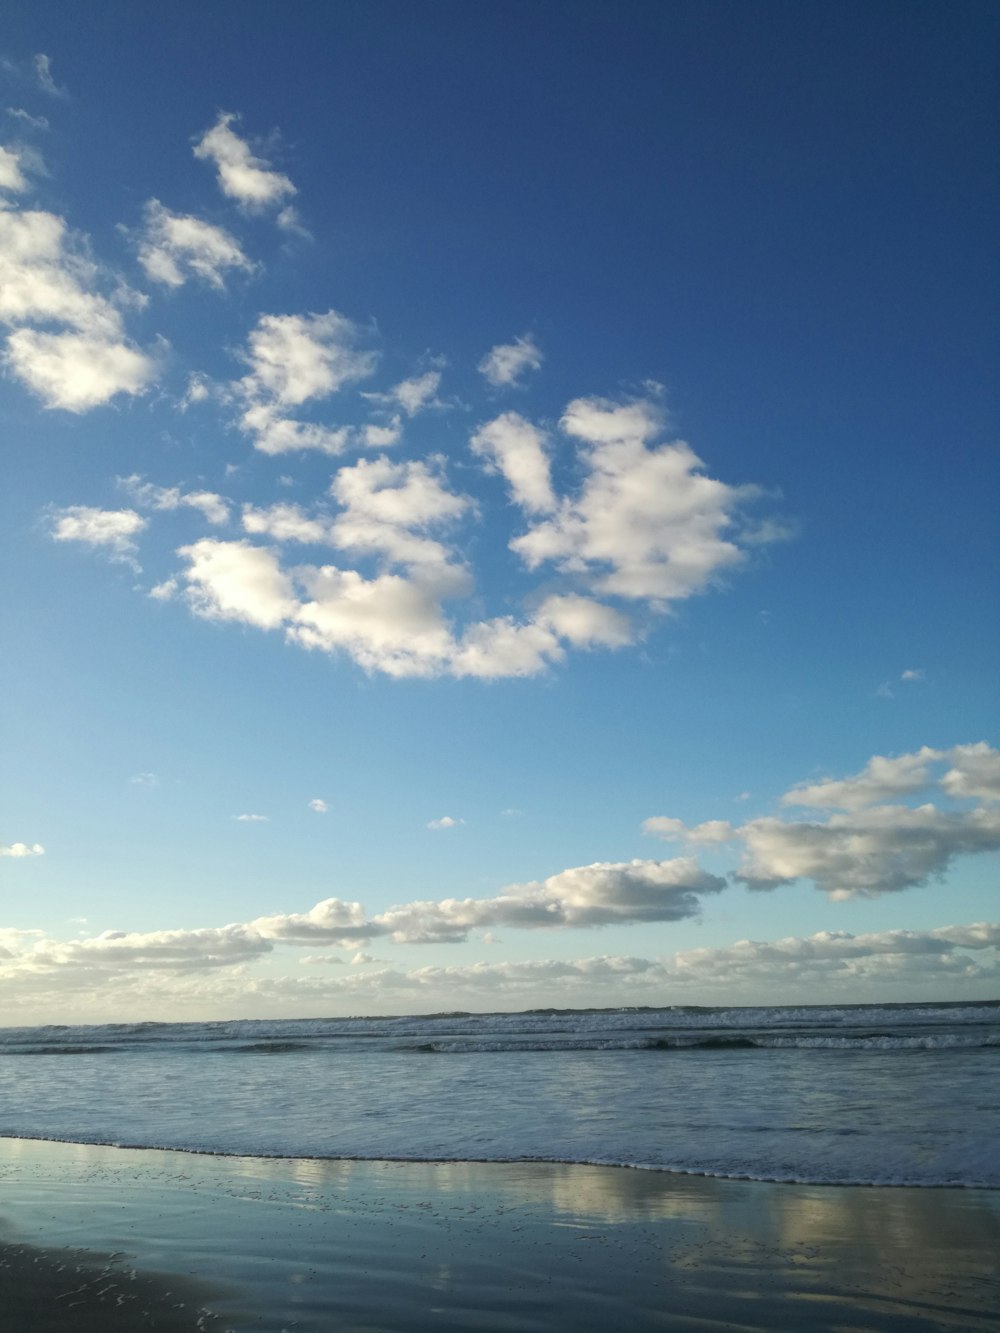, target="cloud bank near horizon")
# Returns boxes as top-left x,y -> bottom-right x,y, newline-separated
1,920 -> 996,1016
2,744 -> 997,1011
